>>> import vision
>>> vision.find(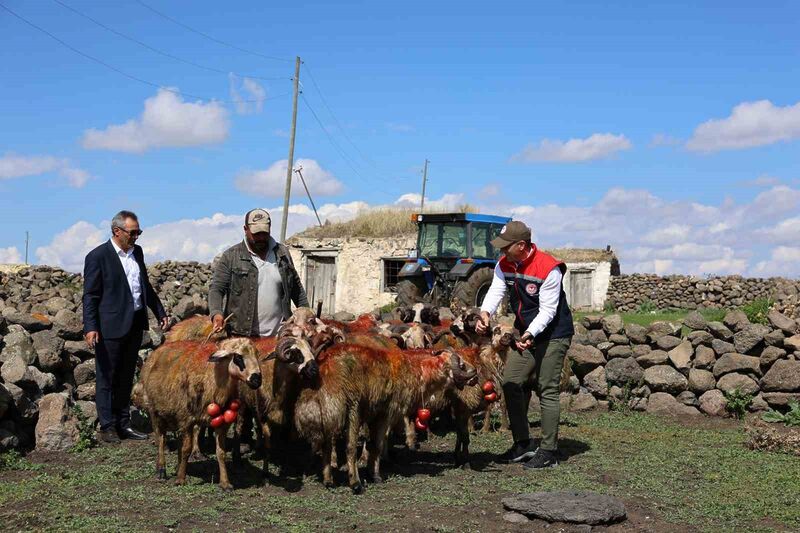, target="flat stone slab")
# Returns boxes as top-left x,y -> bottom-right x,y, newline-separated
502,491 -> 627,525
